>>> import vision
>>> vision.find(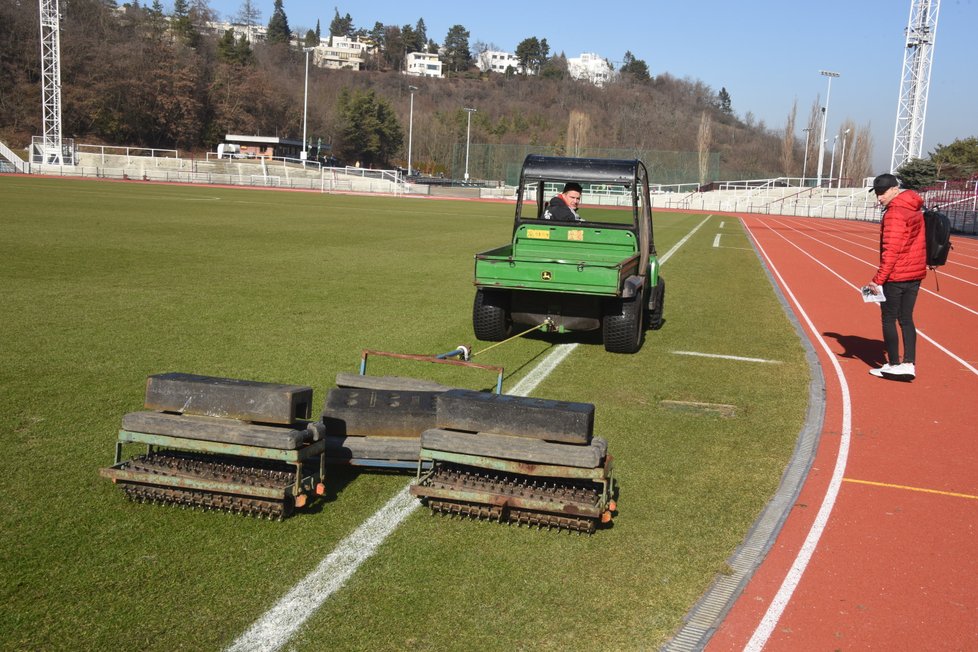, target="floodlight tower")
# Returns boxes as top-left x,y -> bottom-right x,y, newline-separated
815,70 -> 839,187
38,0 -> 65,164
890,0 -> 940,172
